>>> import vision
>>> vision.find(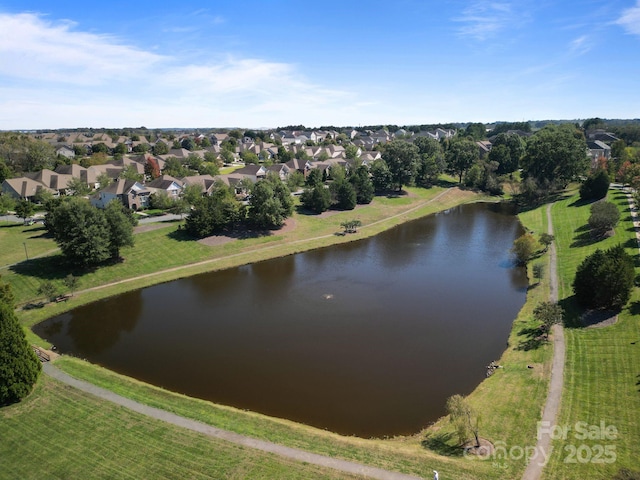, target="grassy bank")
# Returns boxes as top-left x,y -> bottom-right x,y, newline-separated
0,375 -> 361,480
542,189 -> 640,479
